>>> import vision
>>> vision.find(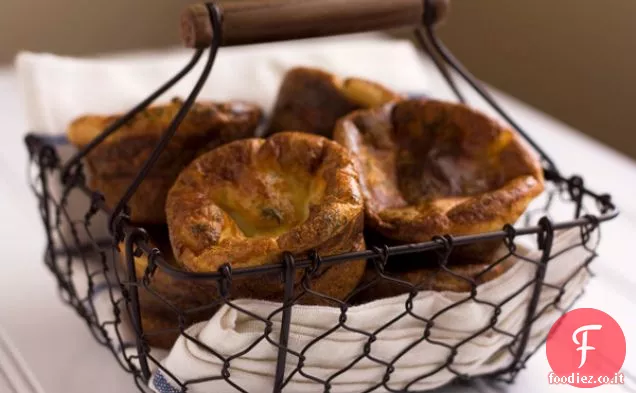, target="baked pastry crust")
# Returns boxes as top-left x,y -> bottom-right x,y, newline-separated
67,98 -> 263,223
166,132 -> 367,303
334,99 -> 544,261
118,226 -> 218,348
267,67 -> 402,138
121,226 -> 215,311
122,228 -> 366,349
